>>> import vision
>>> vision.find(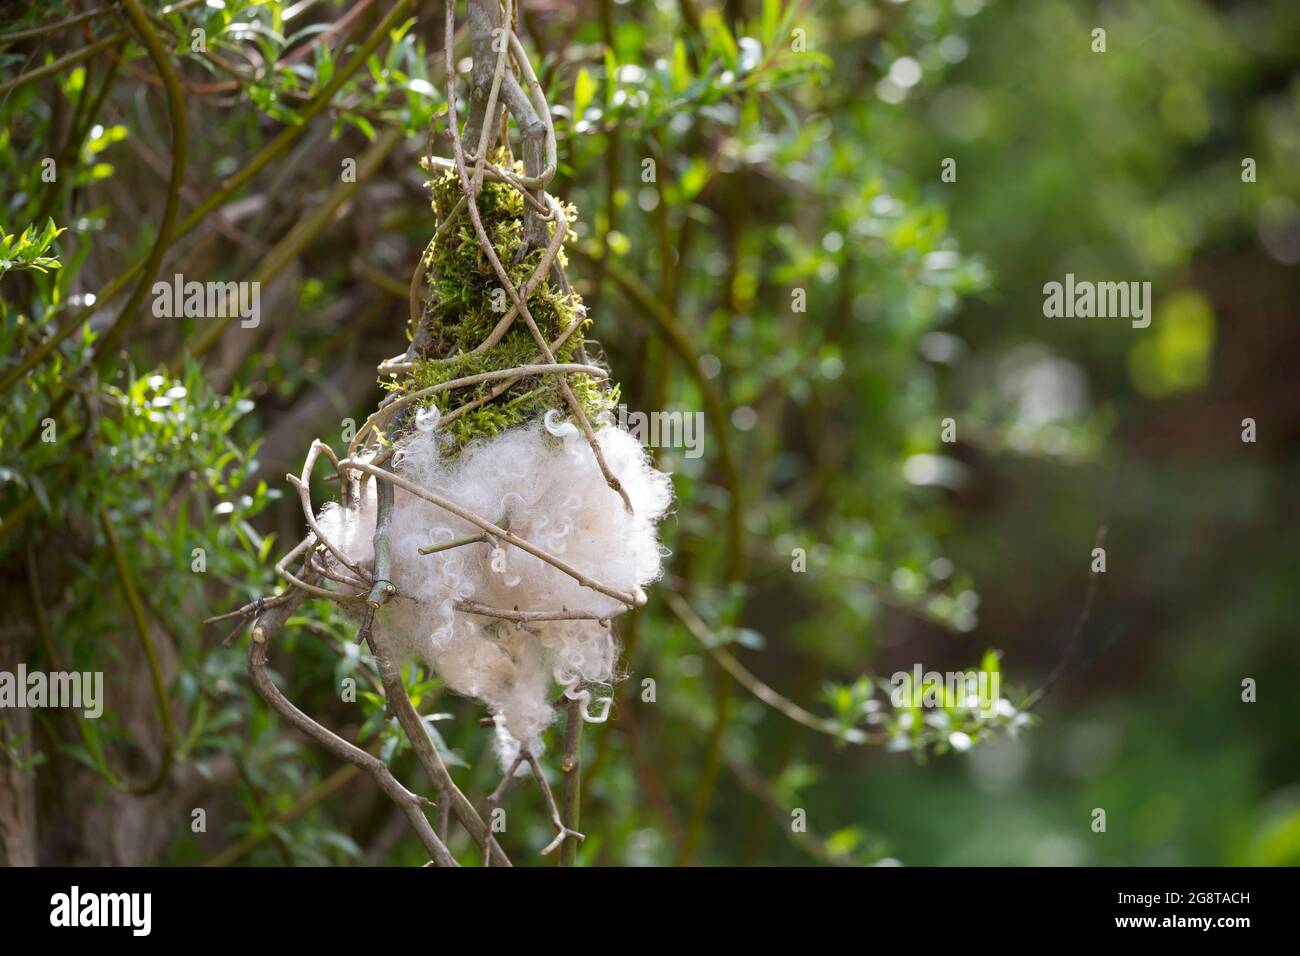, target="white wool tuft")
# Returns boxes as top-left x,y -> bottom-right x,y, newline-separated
316,419 -> 673,765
